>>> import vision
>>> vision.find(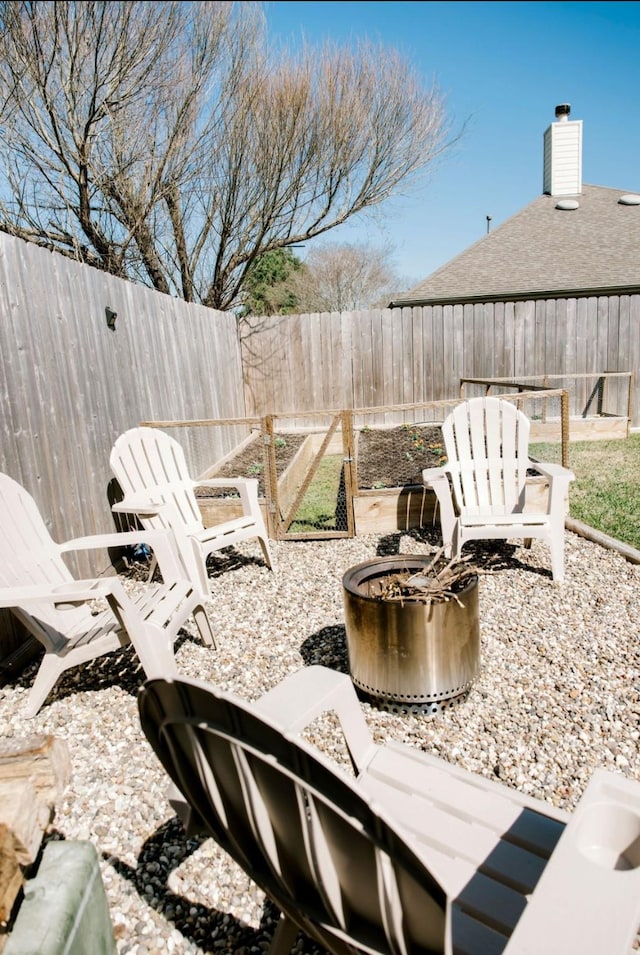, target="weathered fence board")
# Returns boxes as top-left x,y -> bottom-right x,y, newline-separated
241,297 -> 639,428
0,232 -> 247,580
